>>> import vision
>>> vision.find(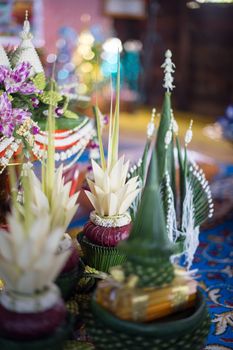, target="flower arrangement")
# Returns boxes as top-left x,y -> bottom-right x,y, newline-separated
0,12 -> 94,174
27,79 -> 80,298
79,58 -> 141,271
0,165 -> 71,345
0,58 -> 41,170
8,11 -> 80,126
0,168 -> 70,295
